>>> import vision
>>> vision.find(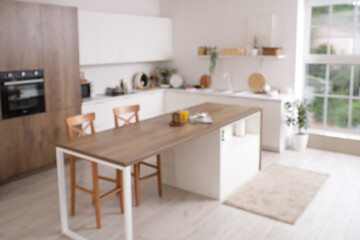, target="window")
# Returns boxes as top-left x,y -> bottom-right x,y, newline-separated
305,1 -> 360,132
